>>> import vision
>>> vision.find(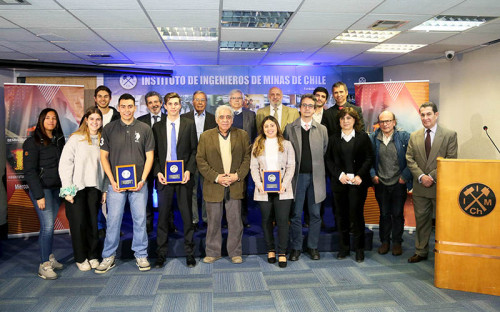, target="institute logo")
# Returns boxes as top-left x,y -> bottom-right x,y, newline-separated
458,183 -> 496,217
121,170 -> 131,179
120,74 -> 137,90
268,174 -> 276,182
170,165 -> 178,173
